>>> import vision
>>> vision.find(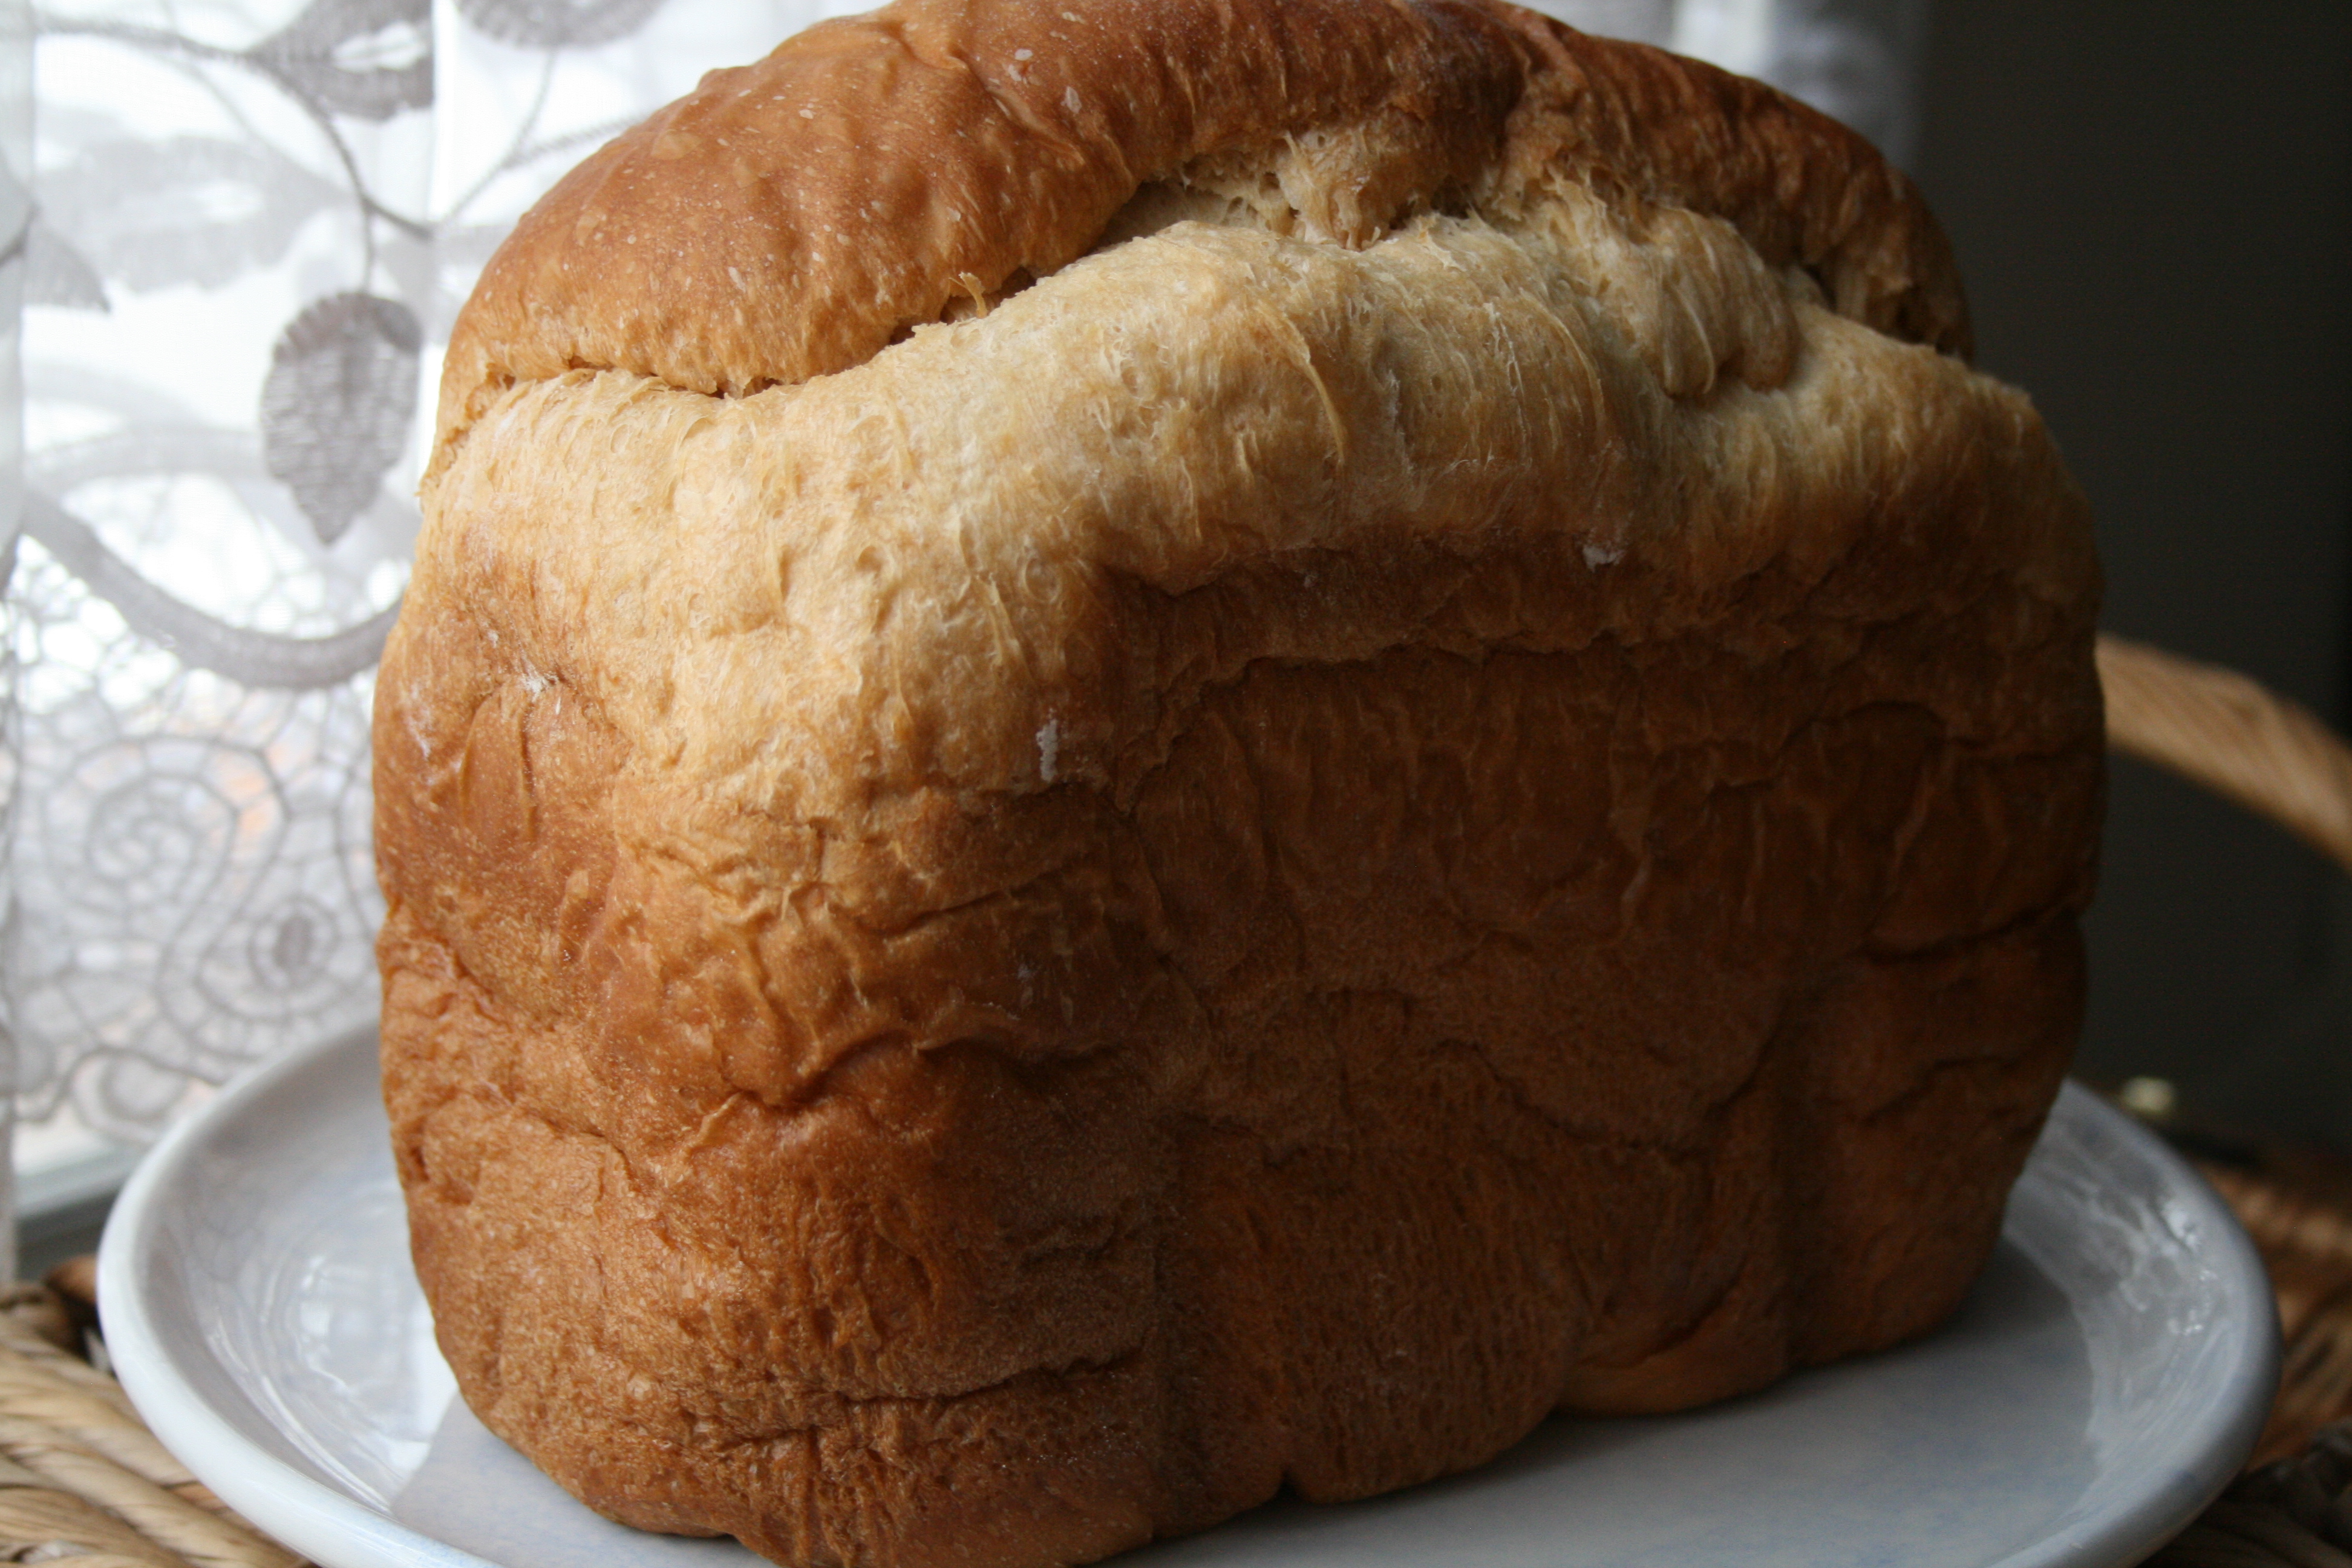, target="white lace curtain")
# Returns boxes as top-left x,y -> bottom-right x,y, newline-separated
11,0 -> 835,1193
0,0 -> 1930,1257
